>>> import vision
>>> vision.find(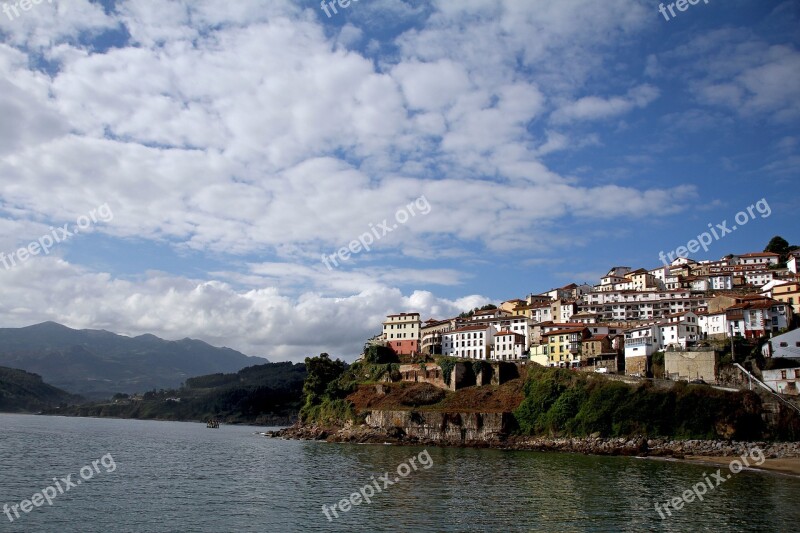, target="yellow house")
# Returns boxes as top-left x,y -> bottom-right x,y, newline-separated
529,344 -> 549,366
773,282 -> 800,315
541,327 -> 590,368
